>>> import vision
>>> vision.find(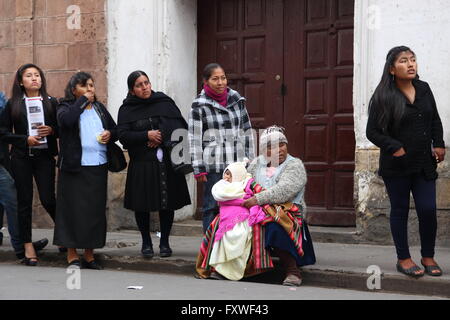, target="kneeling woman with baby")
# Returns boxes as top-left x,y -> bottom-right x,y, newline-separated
196,126 -> 316,286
